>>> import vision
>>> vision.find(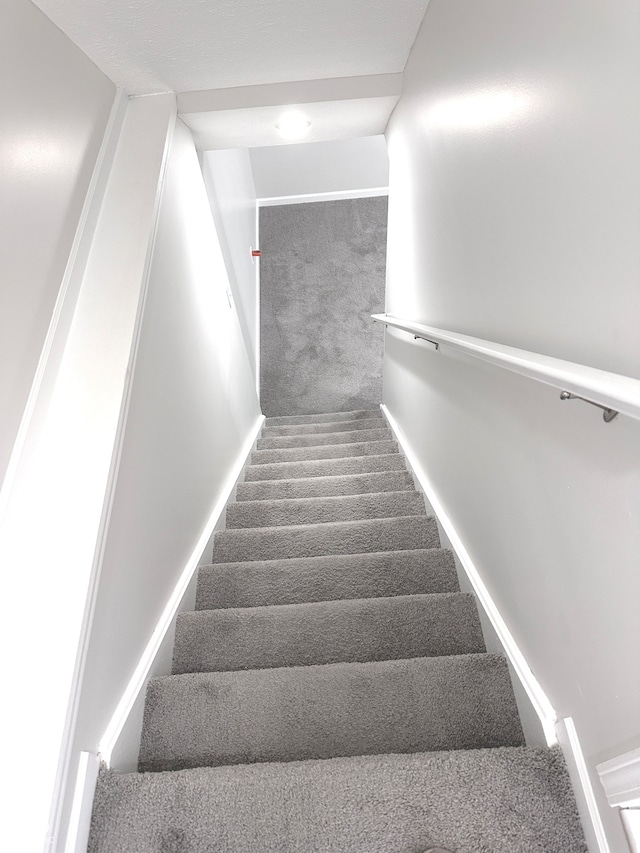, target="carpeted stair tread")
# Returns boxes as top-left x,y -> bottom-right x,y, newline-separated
236,469 -> 415,501
251,439 -> 397,465
263,417 -> 384,437
265,409 -> 383,426
89,747 -> 587,853
257,427 -> 391,450
173,593 -> 485,674
212,515 -> 439,562
138,653 -> 524,772
196,548 -> 459,610
226,490 -> 425,528
88,406 -> 588,851
244,453 -> 405,481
